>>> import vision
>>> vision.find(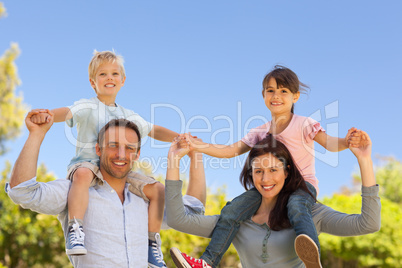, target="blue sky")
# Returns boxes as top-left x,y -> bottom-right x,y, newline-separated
1,0 -> 401,199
